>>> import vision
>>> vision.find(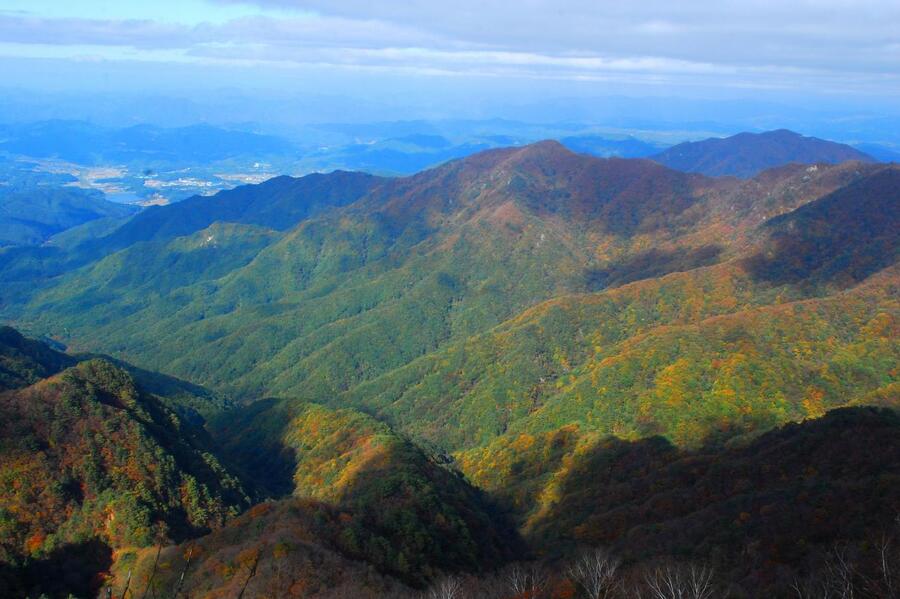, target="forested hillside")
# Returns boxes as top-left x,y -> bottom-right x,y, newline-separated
0,326 -> 74,390
7,144 -> 895,446
100,406 -> 900,598
211,398 -> 520,585
0,141 -> 897,597
0,186 -> 137,247
0,341 -> 250,598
